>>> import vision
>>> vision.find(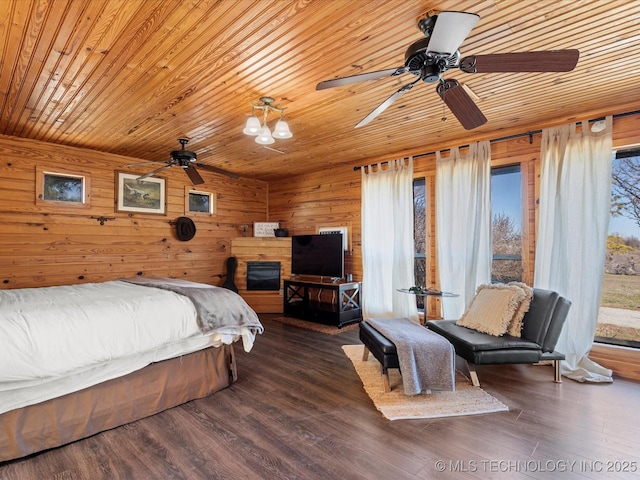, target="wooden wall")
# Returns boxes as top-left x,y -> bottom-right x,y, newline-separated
267,135 -> 541,319
270,113 -> 640,301
1,111 -> 639,377
268,173 -> 361,281
268,112 -> 640,379
0,134 -> 269,289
